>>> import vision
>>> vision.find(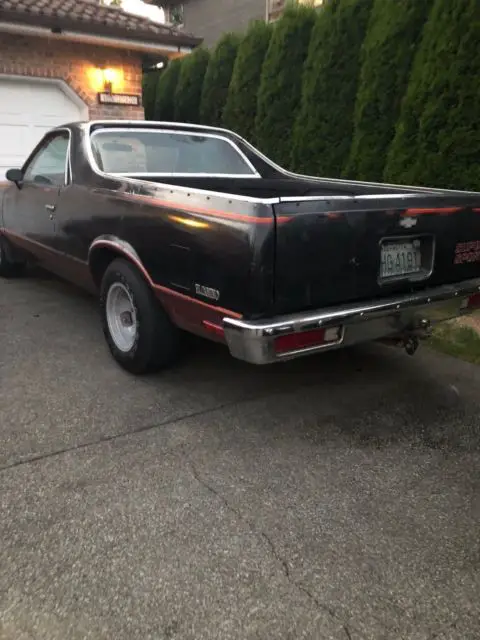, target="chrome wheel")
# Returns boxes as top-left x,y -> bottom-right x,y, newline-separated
106,282 -> 138,352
